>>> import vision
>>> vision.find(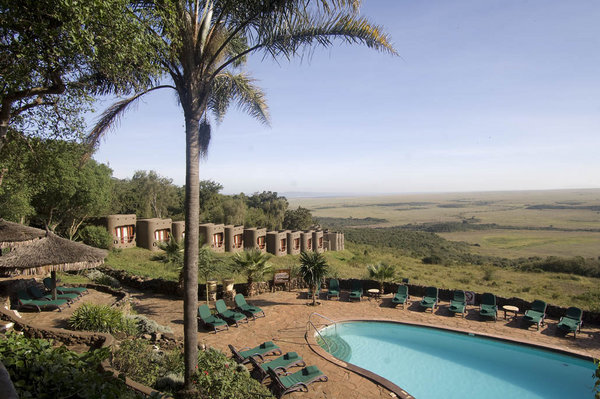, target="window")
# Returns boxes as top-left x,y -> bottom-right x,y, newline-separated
233,234 -> 243,248
293,238 -> 300,250
213,232 -> 224,248
257,236 -> 265,249
280,238 -> 287,252
307,238 -> 312,250
154,229 -> 170,242
115,225 -> 135,243
318,237 -> 323,248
